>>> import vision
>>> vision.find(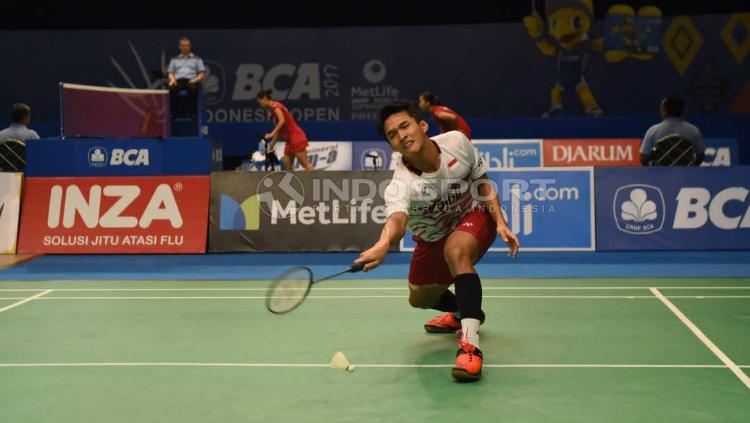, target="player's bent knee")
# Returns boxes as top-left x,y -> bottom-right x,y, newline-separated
443,247 -> 472,270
